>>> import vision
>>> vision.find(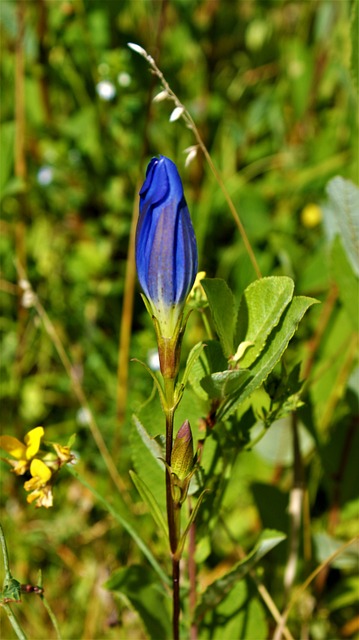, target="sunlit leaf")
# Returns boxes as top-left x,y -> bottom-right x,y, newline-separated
202,279 -> 236,357
218,296 -> 318,421
324,177 -> 359,276
235,276 -> 294,367
196,529 -> 286,618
